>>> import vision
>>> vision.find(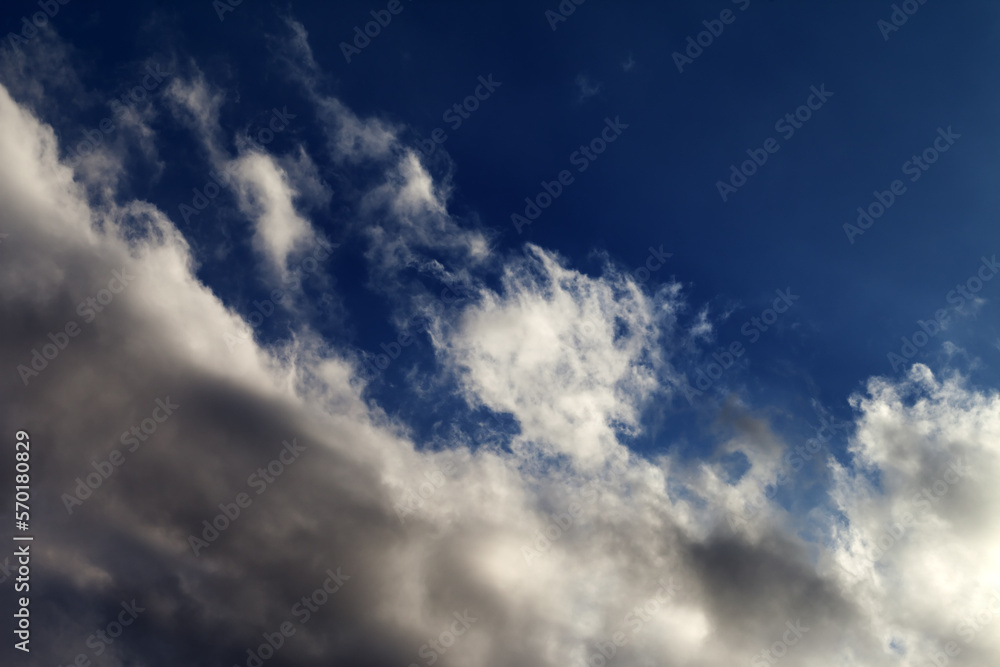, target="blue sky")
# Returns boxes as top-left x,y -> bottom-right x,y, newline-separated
230,1 -> 993,454
25,1 -> 1000,438
3,1 -> 1000,665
